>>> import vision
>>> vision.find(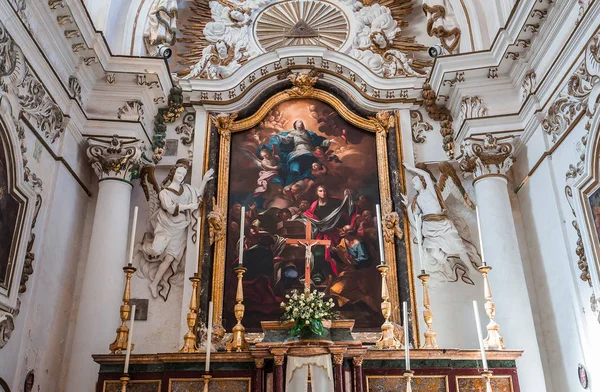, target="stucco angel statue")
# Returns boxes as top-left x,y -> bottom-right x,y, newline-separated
401,162 -> 481,285
135,159 -> 214,300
